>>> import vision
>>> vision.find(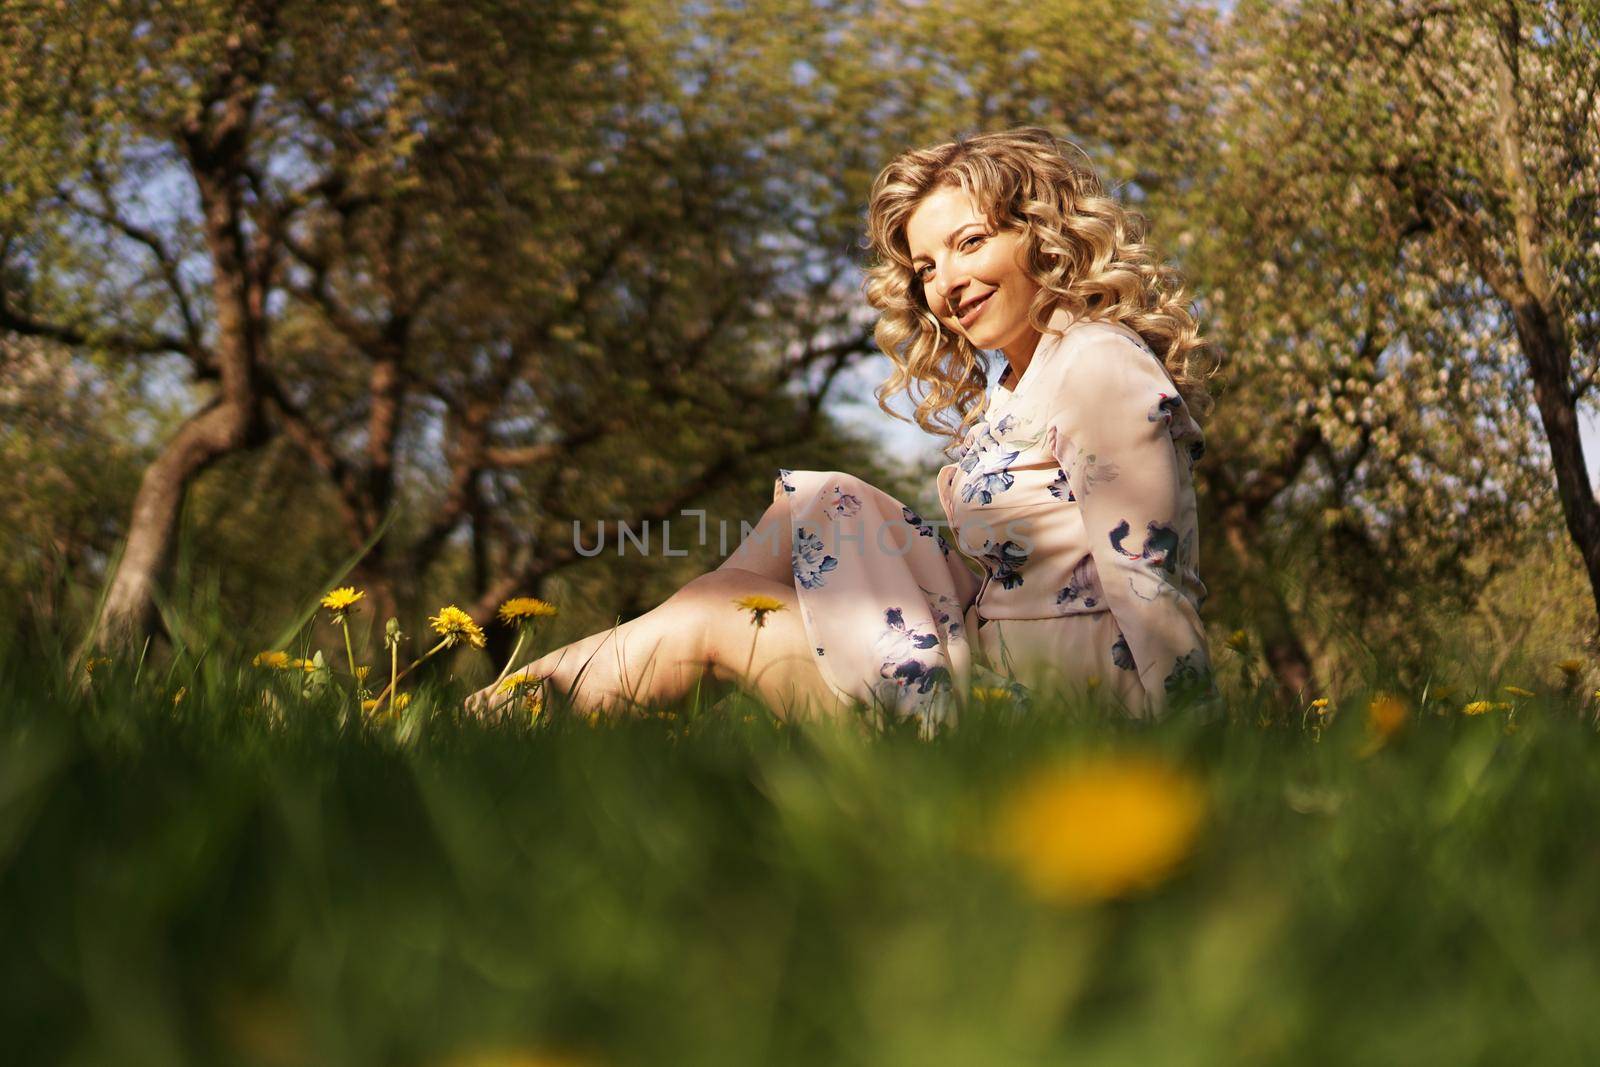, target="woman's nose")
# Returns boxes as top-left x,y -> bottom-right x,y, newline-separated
934,272 -> 964,312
